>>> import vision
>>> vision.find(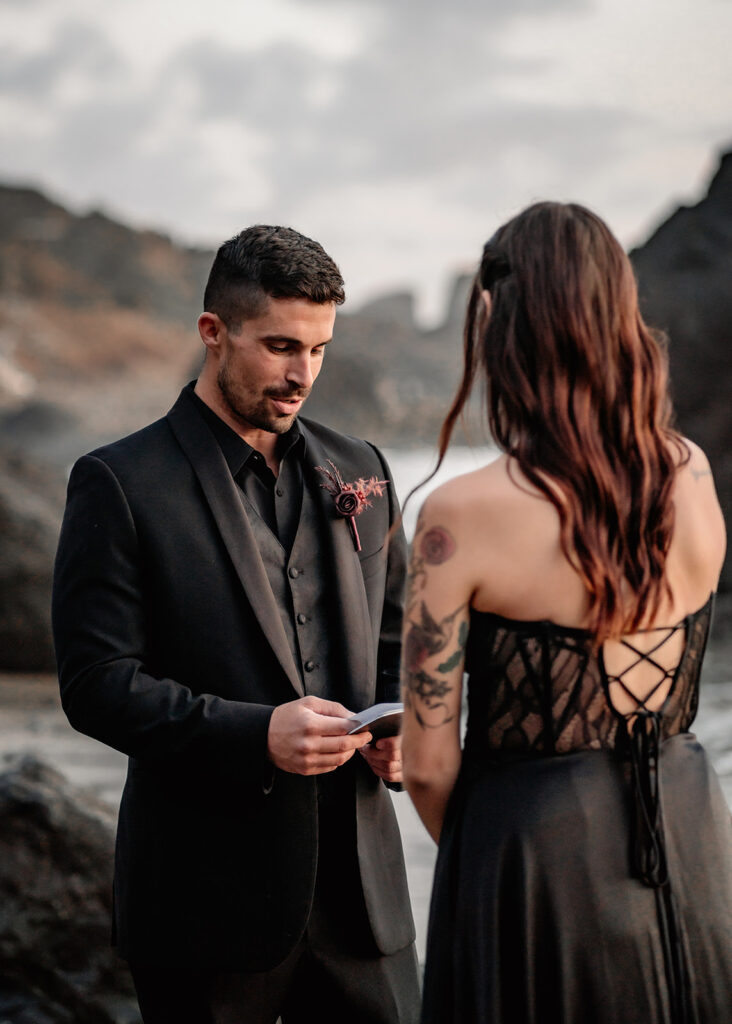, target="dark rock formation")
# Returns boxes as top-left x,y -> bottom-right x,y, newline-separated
0,755 -> 139,1023
0,185 -> 212,326
304,304 -> 465,446
0,450 -> 66,672
0,189 -> 210,672
631,149 -> 732,588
